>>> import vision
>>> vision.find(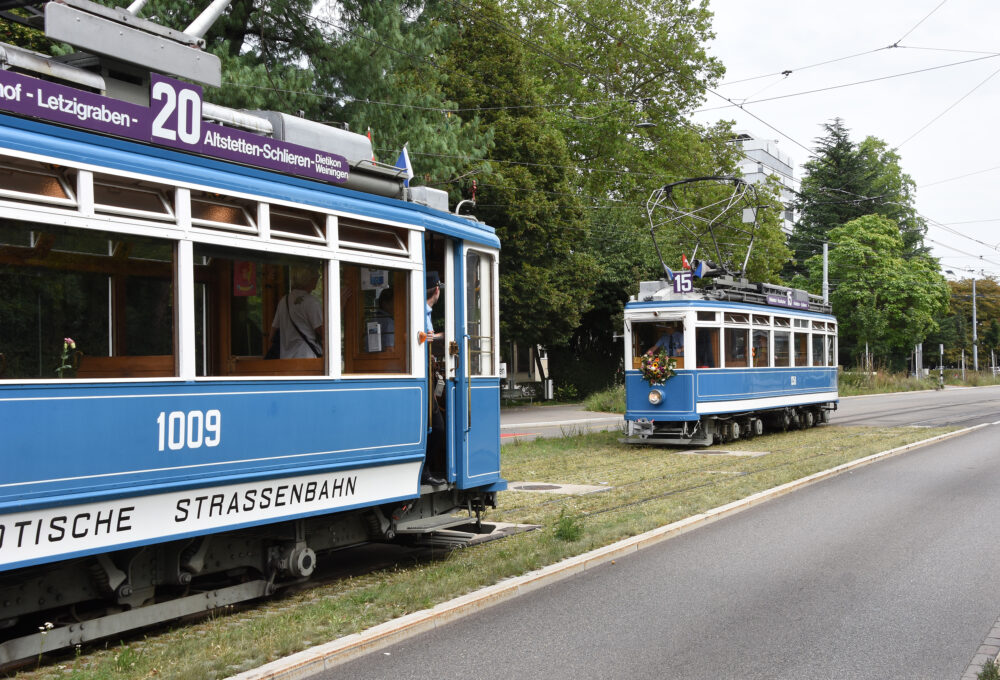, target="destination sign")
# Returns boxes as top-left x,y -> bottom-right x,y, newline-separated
766,292 -> 809,310
0,70 -> 349,185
